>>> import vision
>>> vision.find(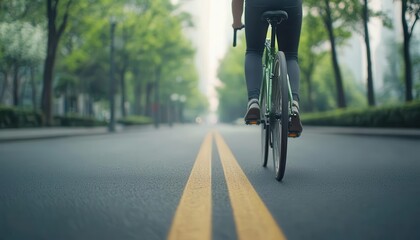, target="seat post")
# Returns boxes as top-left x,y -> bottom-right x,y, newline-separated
270,23 -> 276,50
